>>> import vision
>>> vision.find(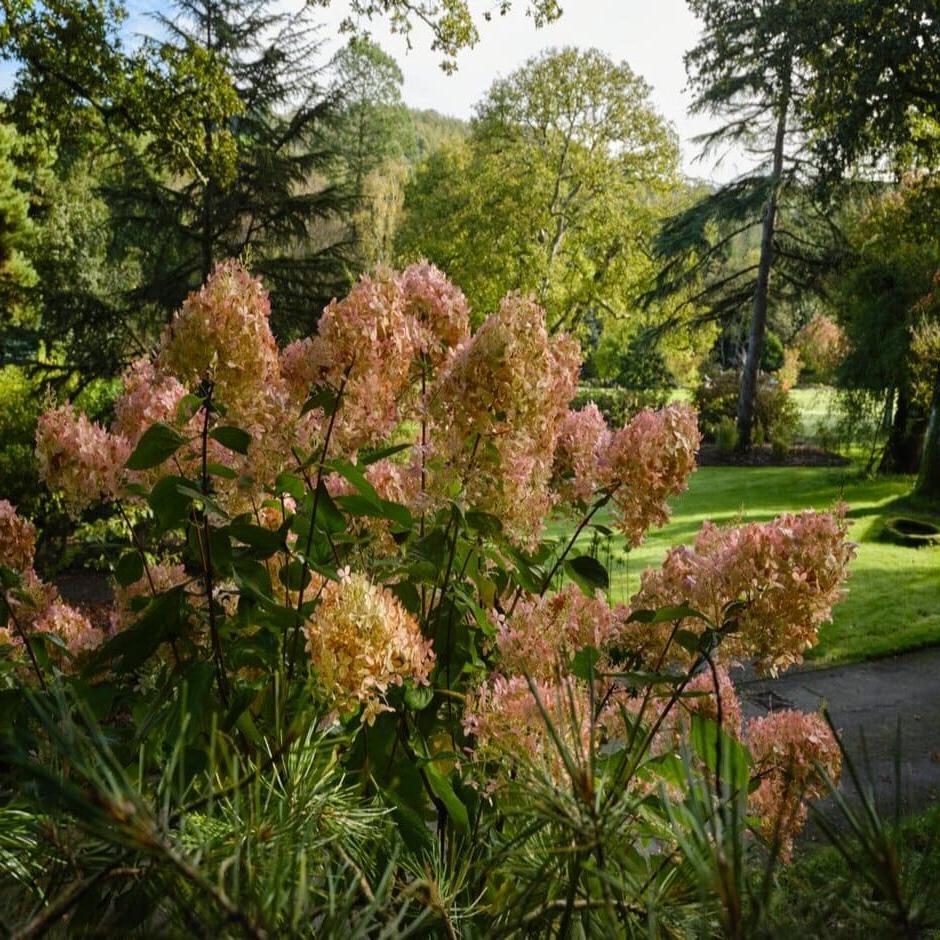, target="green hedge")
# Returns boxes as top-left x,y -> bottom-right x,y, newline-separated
572,385 -> 672,427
